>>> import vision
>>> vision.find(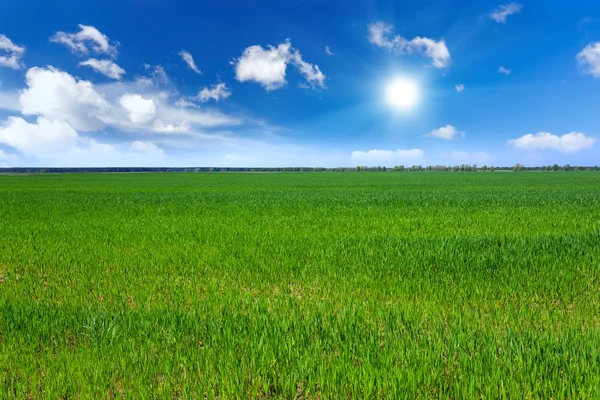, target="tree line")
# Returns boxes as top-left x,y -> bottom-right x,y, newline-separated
1,164 -> 599,174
